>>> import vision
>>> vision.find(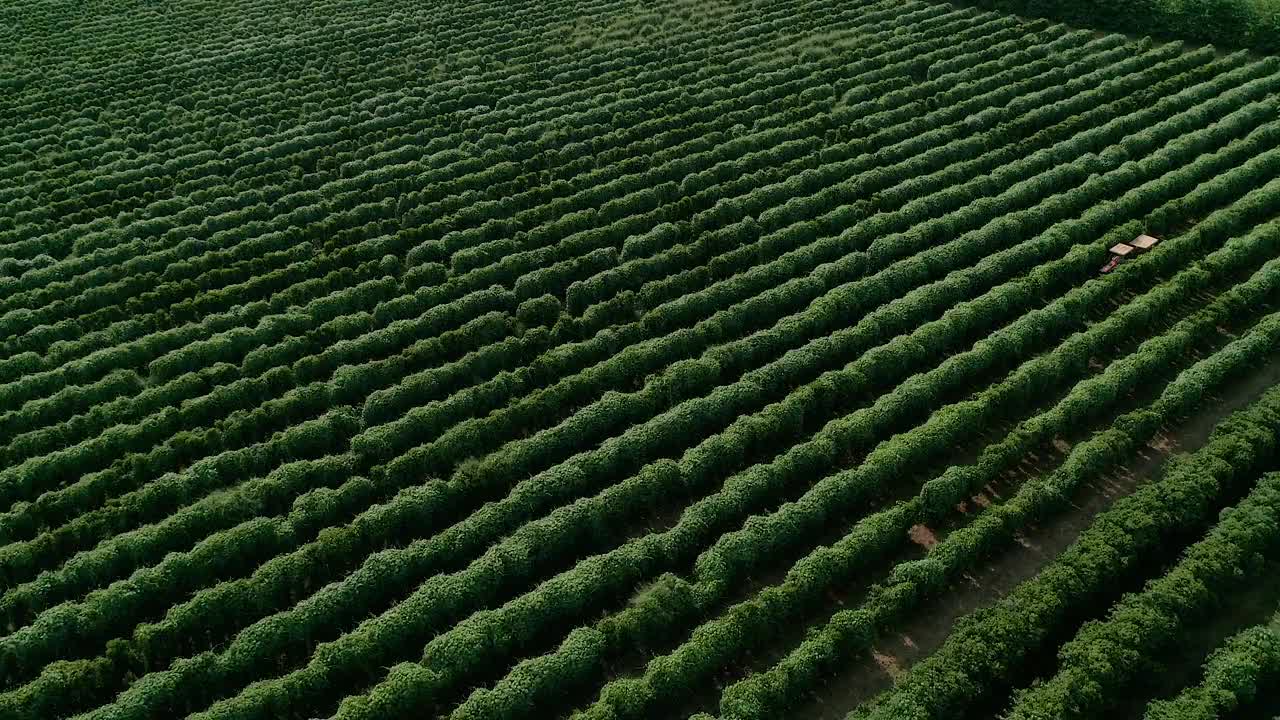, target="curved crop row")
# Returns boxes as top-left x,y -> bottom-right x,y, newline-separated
1142,613 -> 1280,720
859,367 -> 1280,720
